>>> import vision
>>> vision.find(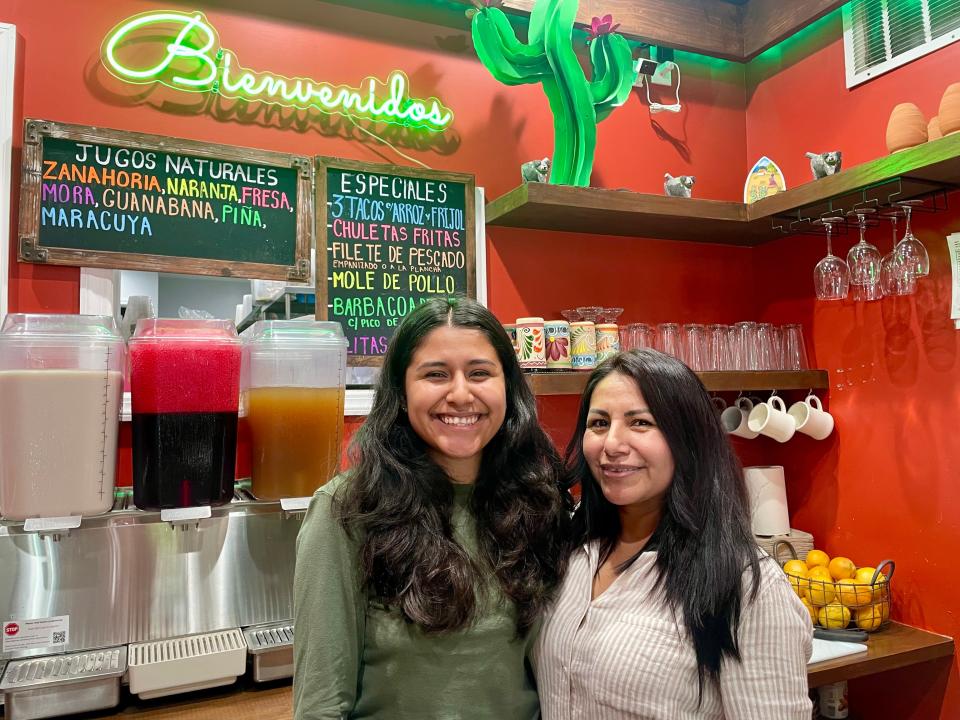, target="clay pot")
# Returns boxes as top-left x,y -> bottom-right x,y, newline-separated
938,83 -> 960,136
886,103 -> 928,153
929,116 -> 943,141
